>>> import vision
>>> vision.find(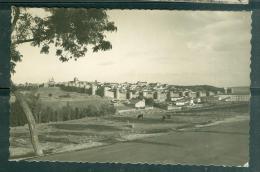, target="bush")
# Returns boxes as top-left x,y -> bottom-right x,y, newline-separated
145,98 -> 154,106
154,102 -> 167,109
